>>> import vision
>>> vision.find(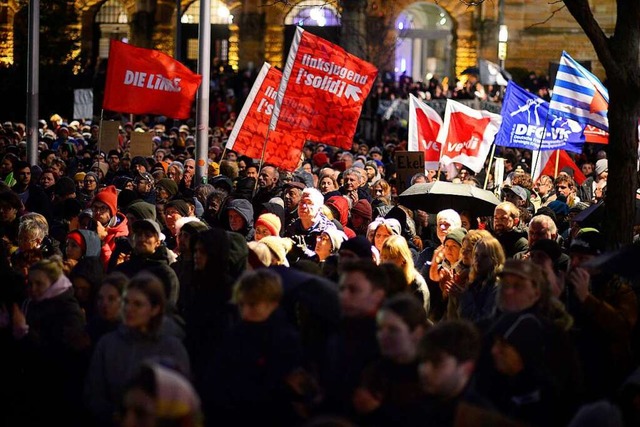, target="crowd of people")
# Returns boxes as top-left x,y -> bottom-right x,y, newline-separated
0,90 -> 639,427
